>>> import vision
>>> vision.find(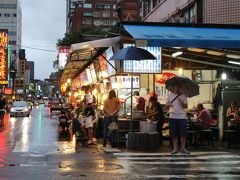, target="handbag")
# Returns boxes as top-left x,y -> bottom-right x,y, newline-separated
108,121 -> 119,135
